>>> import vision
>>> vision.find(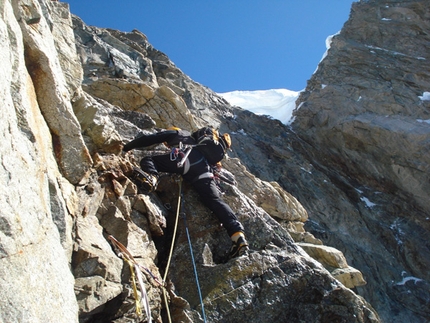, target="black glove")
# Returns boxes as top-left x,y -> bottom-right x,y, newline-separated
123,142 -> 132,152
